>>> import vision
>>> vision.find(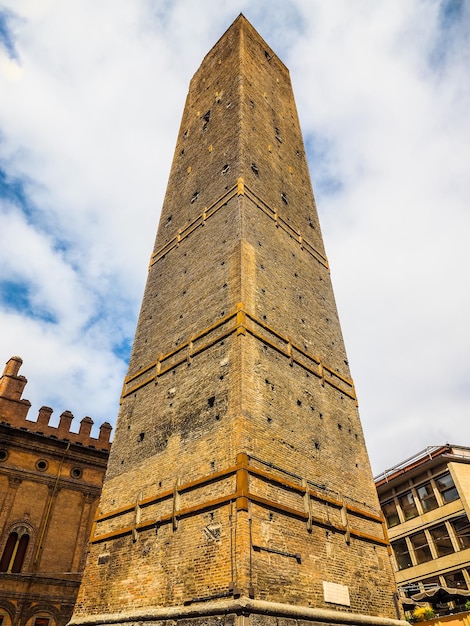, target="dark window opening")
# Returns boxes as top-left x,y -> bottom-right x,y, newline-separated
202,111 -> 211,131
70,467 -> 83,479
190,191 -> 199,204
383,500 -> 400,528
281,192 -> 288,205
208,396 -> 215,408
429,524 -> 454,557
274,128 -> 282,143
251,163 -> 259,176
0,529 -> 30,573
36,459 -> 48,471
435,472 -> 459,503
416,482 -> 438,513
399,491 -> 418,521
444,570 -> 467,589
392,538 -> 412,570
452,516 -> 470,550
410,531 -> 432,564
221,164 -> 229,174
